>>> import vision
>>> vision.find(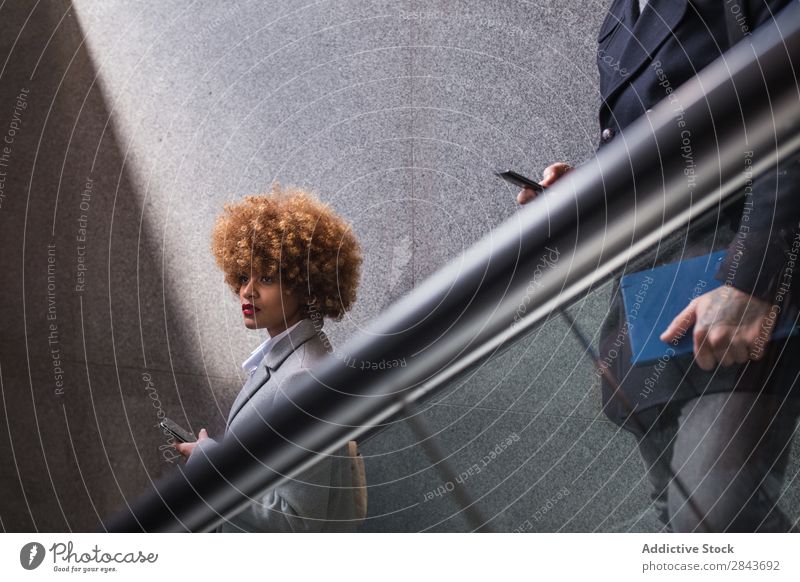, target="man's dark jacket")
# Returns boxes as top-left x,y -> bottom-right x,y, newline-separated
594,0 -> 800,427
